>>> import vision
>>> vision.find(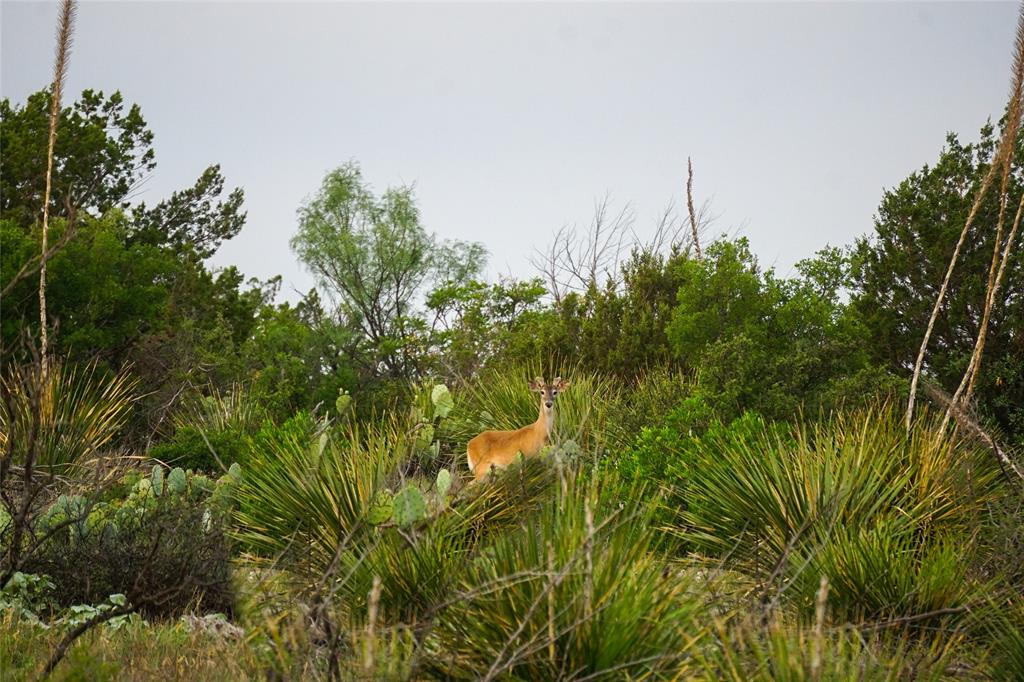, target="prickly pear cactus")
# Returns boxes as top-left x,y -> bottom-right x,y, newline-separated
167,467 -> 187,495
336,390 -> 352,416
151,465 -> 164,497
415,424 -> 435,451
431,384 -> 454,420
366,489 -> 394,525
392,485 -> 427,528
227,462 -> 242,483
435,468 -> 452,501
